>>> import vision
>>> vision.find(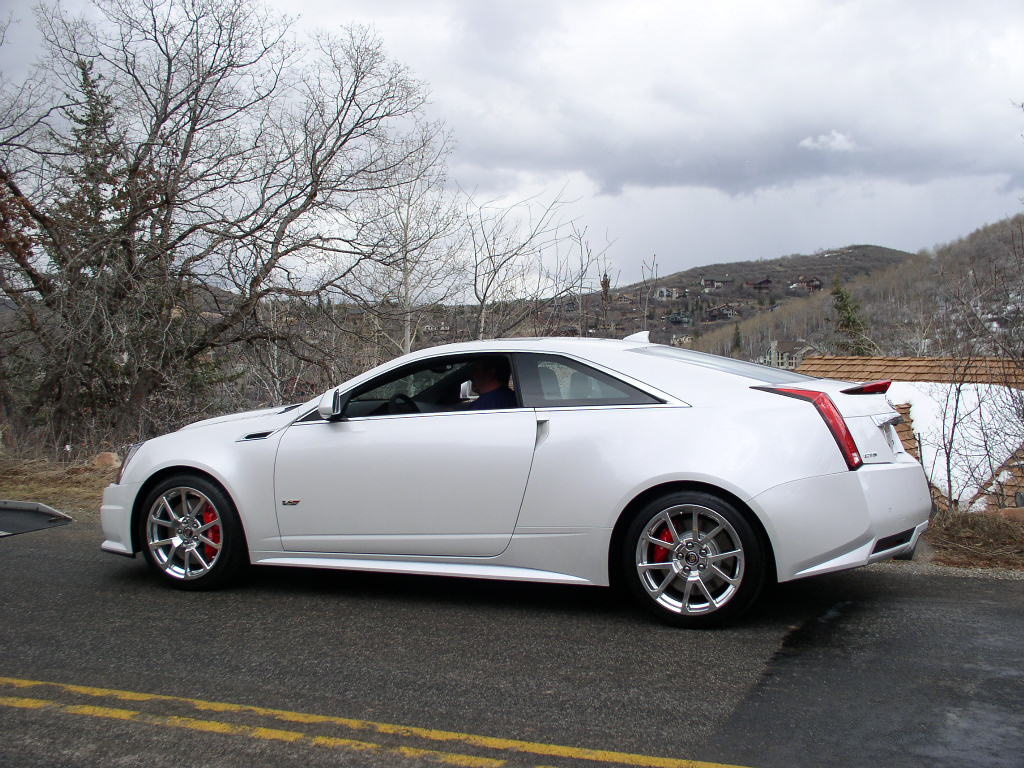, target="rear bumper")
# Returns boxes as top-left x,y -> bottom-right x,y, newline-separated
749,458 -> 931,582
100,481 -> 140,557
